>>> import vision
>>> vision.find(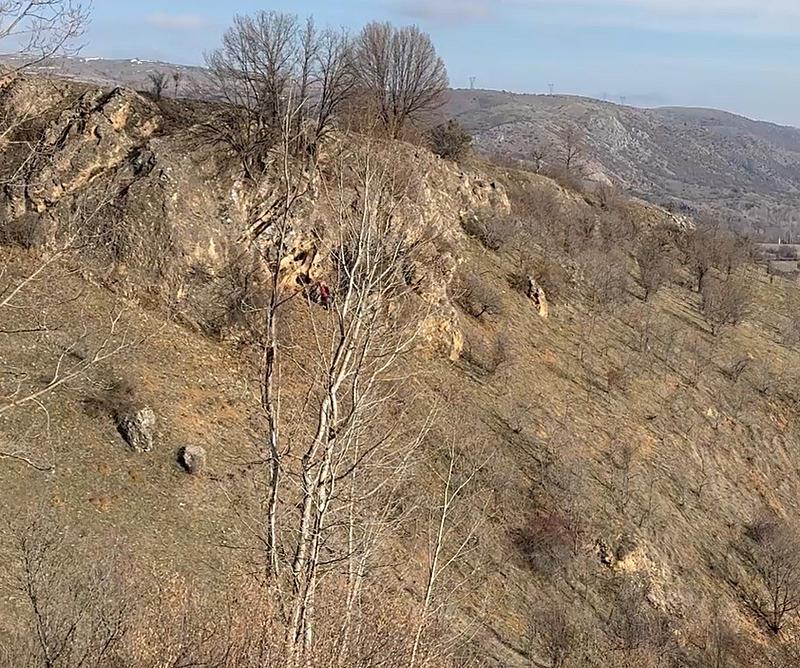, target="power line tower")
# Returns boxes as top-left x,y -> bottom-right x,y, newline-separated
548,83 -> 554,96
469,76 -> 476,90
